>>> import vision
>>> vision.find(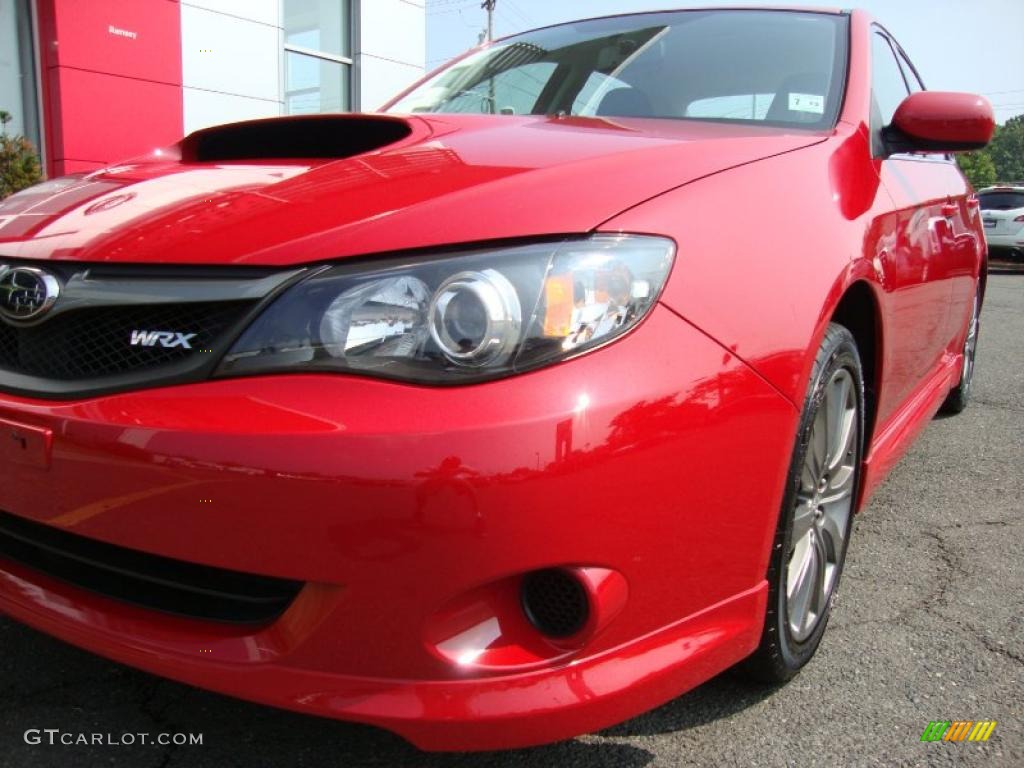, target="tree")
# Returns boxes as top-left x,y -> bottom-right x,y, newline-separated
988,115 -> 1024,182
0,109 -> 42,199
957,150 -> 997,188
